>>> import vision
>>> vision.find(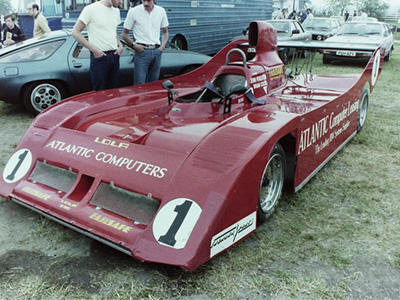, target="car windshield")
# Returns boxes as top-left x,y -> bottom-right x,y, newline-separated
336,23 -> 382,36
303,19 -> 332,29
0,40 -> 65,63
268,22 -> 290,34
